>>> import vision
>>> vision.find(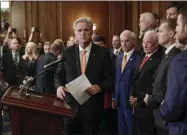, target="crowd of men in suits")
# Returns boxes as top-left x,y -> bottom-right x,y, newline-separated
0,1 -> 187,135
90,1 -> 187,135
